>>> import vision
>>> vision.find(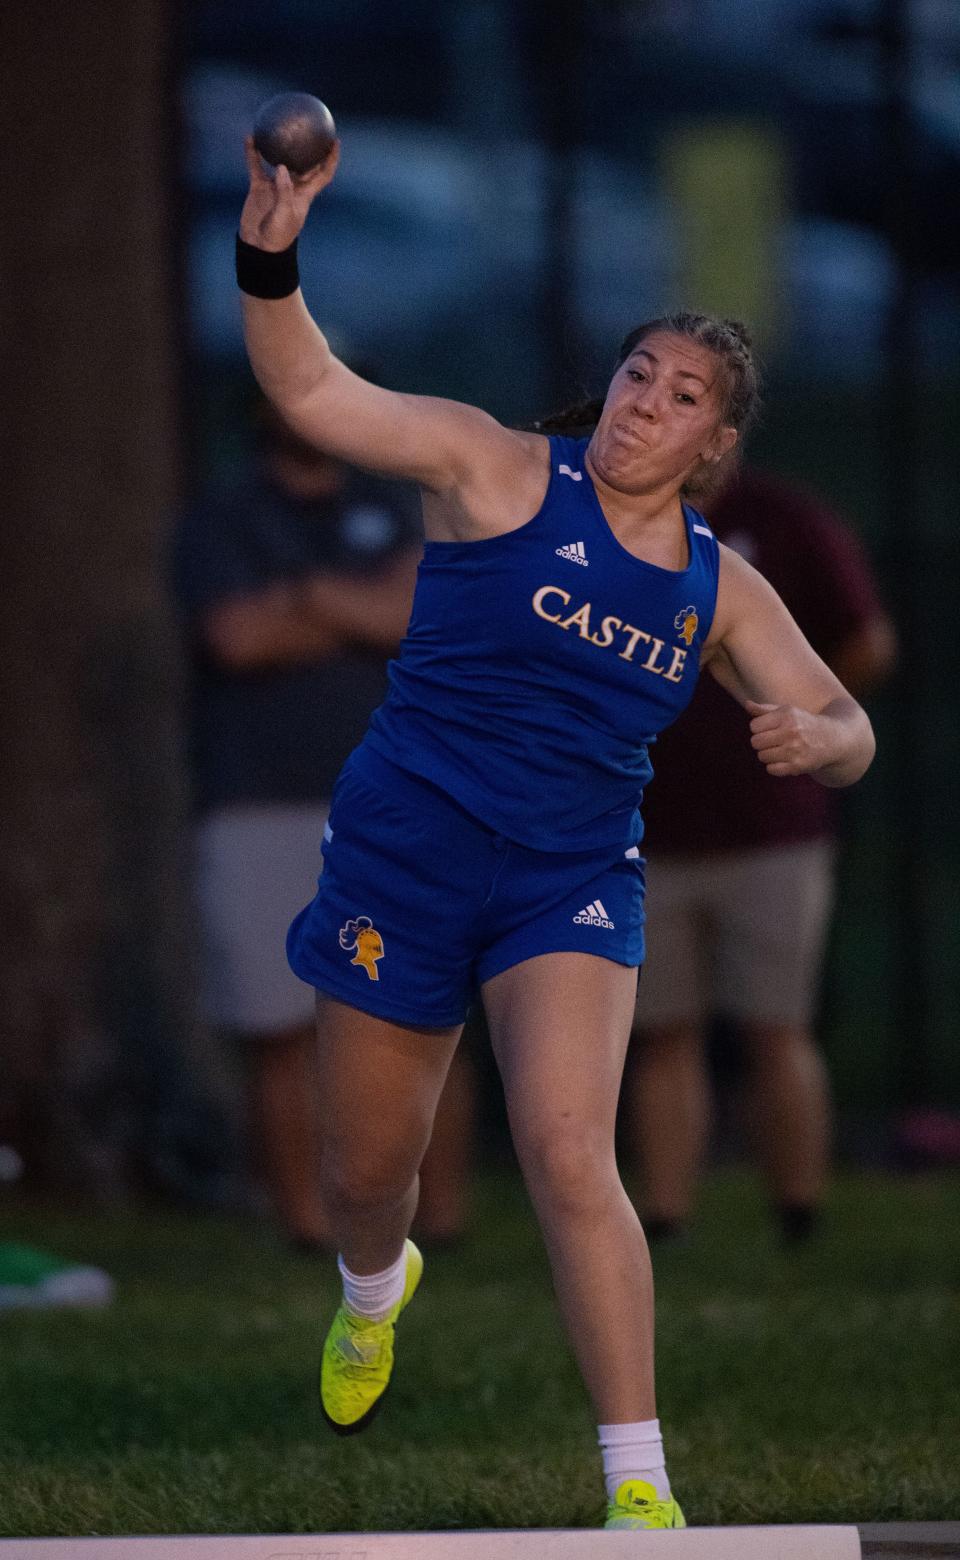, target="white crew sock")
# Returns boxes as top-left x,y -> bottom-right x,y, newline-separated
598,1418 -> 670,1501
337,1247 -> 407,1322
